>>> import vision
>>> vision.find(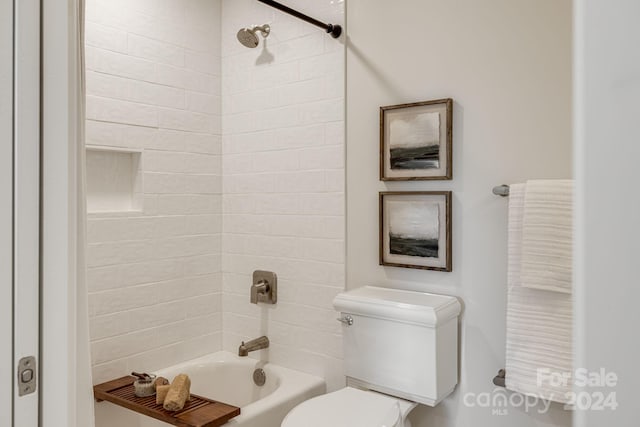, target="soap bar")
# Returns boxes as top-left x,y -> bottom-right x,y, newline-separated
155,377 -> 170,387
156,385 -> 170,405
163,374 -> 191,412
